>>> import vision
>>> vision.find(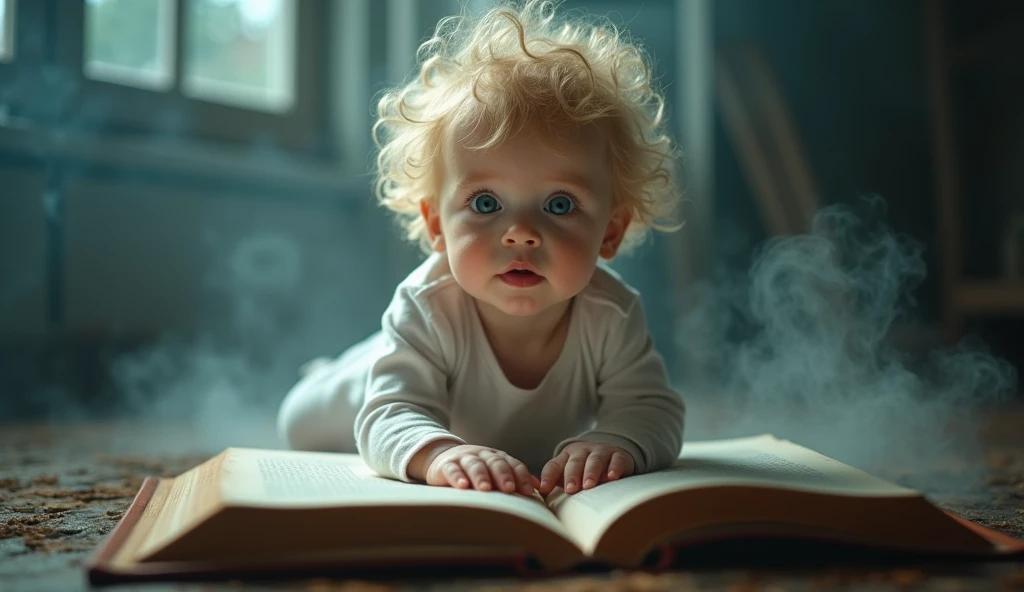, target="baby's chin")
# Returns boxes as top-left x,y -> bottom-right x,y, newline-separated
496,300 -> 552,317
457,276 -> 580,318
485,293 -> 573,318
